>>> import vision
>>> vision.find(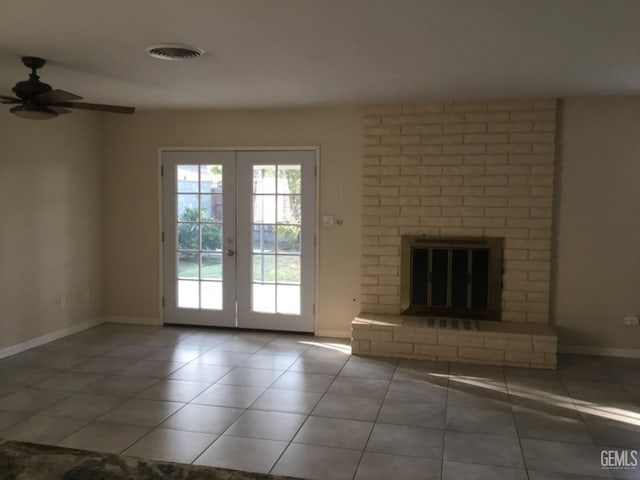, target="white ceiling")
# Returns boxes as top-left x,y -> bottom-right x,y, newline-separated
1,0 -> 639,110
